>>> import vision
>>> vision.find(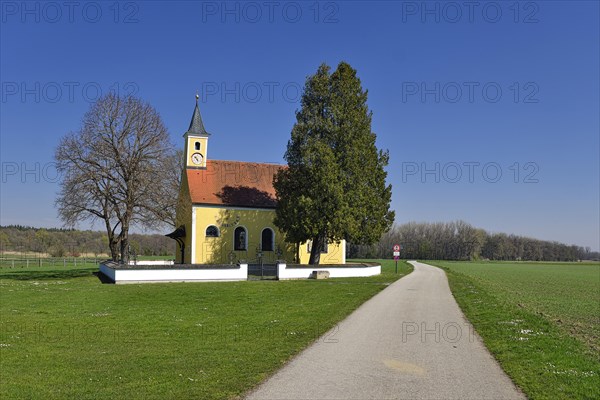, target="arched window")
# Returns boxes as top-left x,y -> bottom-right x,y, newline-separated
234,227 -> 247,251
261,228 -> 274,251
195,141 -> 201,151
205,225 -> 219,237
